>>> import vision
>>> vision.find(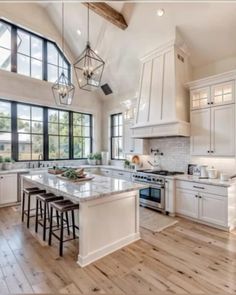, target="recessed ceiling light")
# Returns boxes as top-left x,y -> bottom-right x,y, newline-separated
95,50 -> 98,54
157,9 -> 165,17
77,29 -> 82,36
